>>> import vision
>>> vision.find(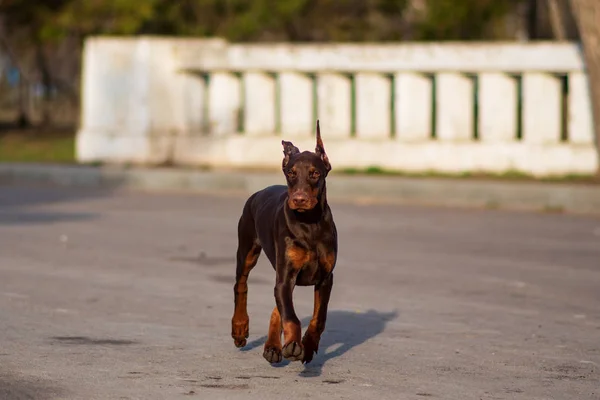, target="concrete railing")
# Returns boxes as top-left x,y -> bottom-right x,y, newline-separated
76,37 -> 598,176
